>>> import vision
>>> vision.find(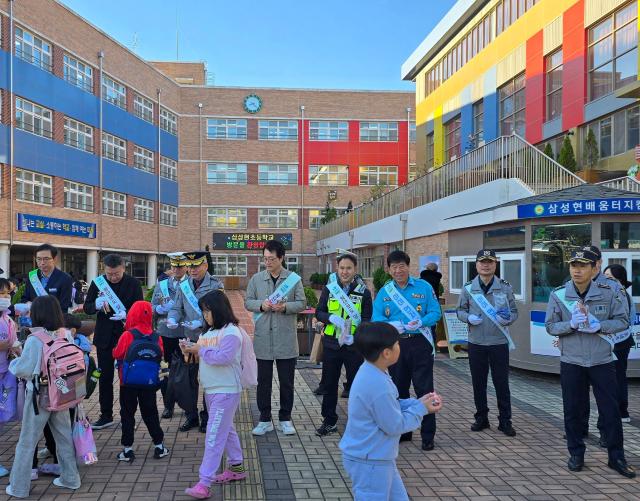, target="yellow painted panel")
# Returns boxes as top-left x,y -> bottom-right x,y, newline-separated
585,0 -> 630,27
433,106 -> 444,167
496,44 -> 526,87
543,16 -> 563,55
443,95 -> 461,116
471,77 -> 484,103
